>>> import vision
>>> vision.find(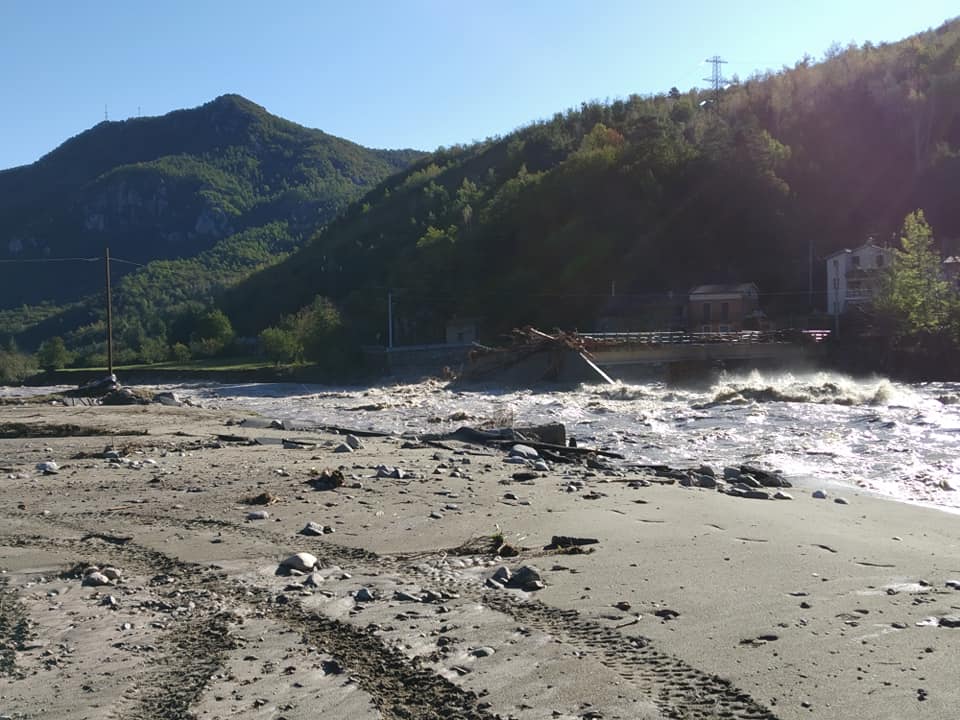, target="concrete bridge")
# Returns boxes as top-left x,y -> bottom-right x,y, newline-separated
366,330 -> 831,383
582,330 -> 830,379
